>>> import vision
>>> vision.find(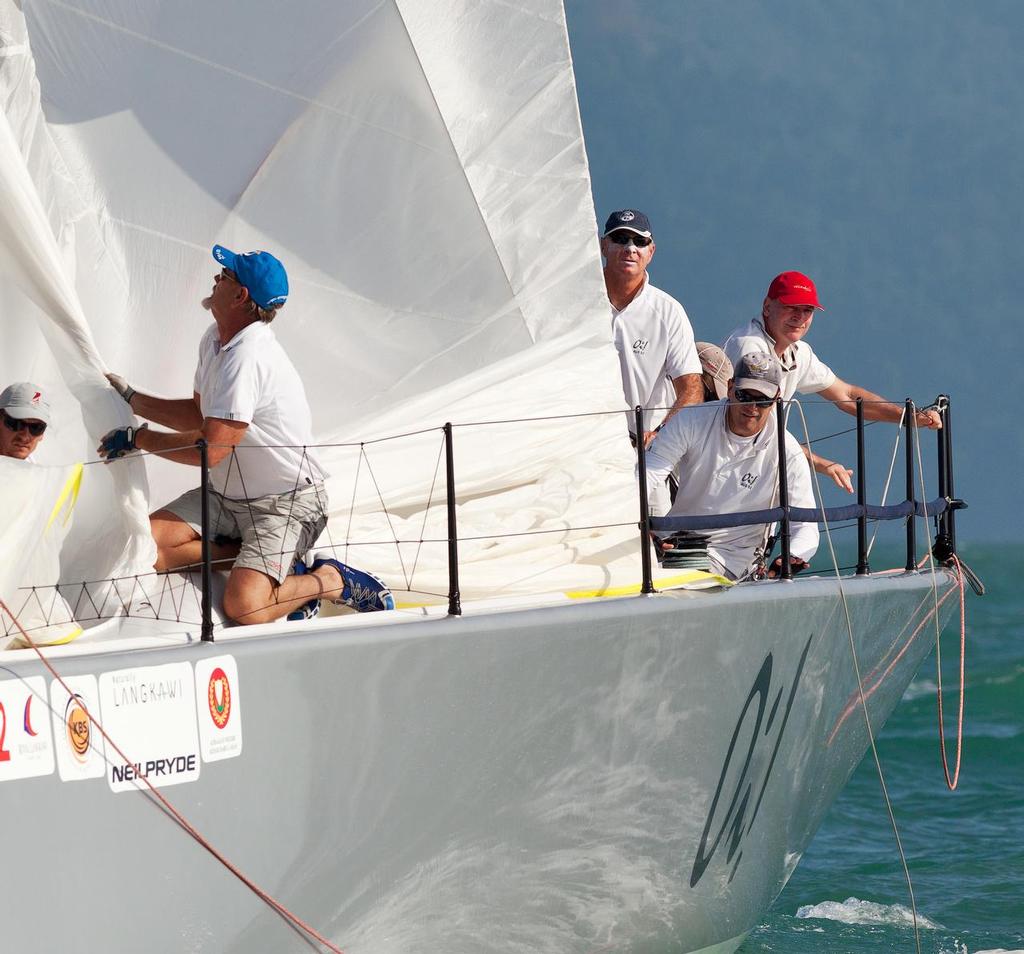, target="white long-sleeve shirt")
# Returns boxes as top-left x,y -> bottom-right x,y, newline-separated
645,400 -> 819,579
